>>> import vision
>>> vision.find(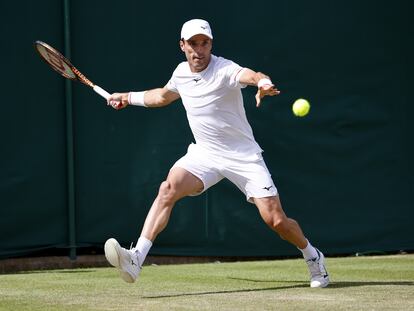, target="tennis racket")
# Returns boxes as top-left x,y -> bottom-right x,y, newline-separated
34,40 -> 117,104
